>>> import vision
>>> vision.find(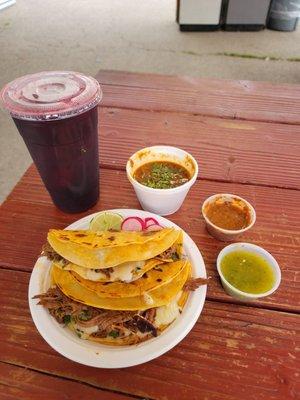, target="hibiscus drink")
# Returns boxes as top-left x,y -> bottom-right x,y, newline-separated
1,71 -> 102,213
